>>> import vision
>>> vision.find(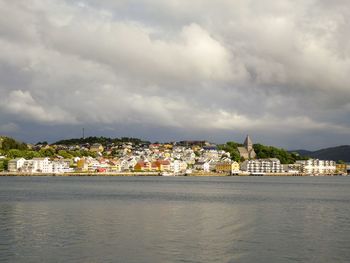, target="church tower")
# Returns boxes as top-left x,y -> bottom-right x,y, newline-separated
244,135 -> 253,152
